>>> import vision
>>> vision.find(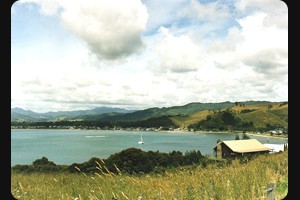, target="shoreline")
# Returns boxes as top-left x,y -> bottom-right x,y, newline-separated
245,132 -> 288,140
12,128 -> 288,140
166,130 -> 288,139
